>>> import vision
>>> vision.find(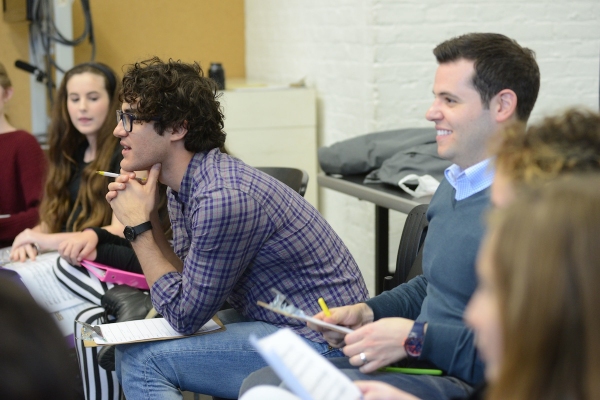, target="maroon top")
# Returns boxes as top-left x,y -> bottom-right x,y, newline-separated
0,130 -> 47,247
